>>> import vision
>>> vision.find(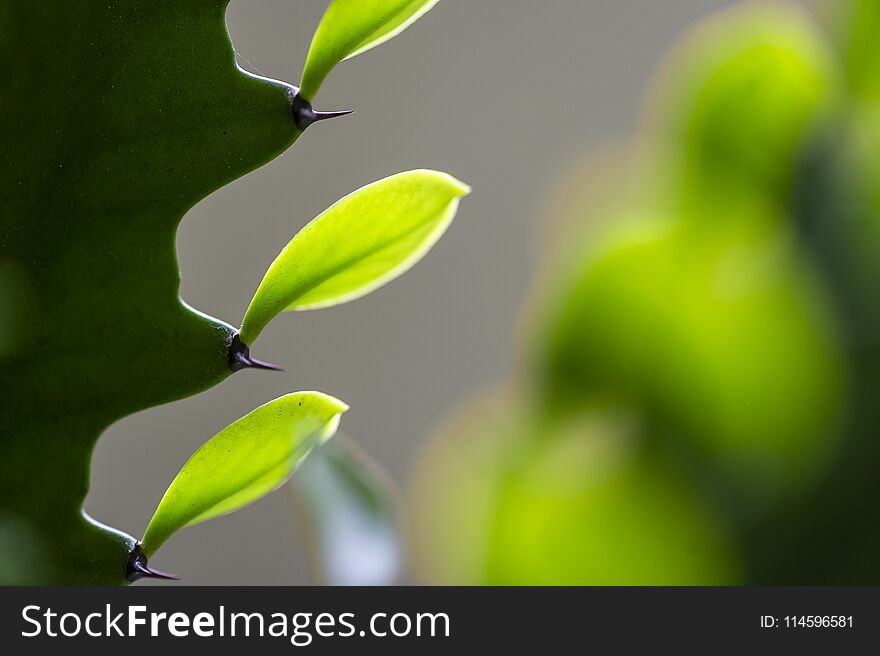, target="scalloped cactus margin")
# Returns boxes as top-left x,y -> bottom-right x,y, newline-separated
0,0 -> 453,584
